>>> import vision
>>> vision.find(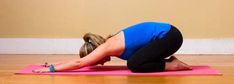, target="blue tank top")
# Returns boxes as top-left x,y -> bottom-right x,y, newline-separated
119,22 -> 171,60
